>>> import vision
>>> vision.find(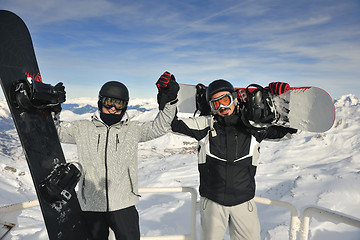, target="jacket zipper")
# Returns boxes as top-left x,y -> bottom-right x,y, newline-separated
235,133 -> 238,160
104,128 -> 110,212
